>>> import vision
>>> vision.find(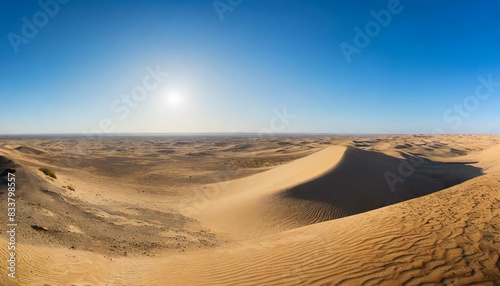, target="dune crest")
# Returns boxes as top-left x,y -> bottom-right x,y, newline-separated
193,145 -> 347,238
195,145 -> 482,240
